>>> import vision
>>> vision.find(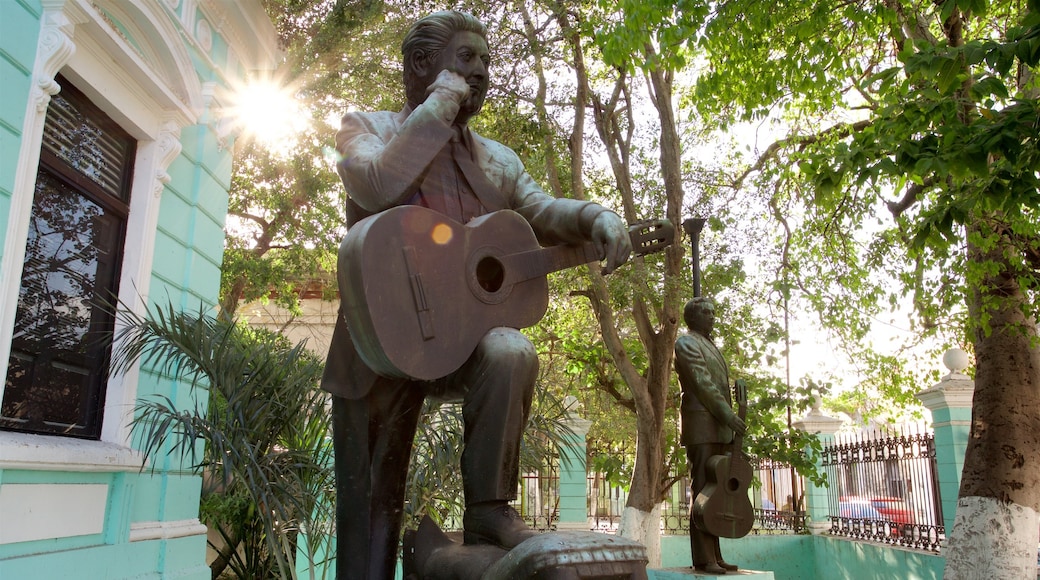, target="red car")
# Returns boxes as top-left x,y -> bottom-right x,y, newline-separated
839,496 -> 916,537
870,497 -> 916,536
